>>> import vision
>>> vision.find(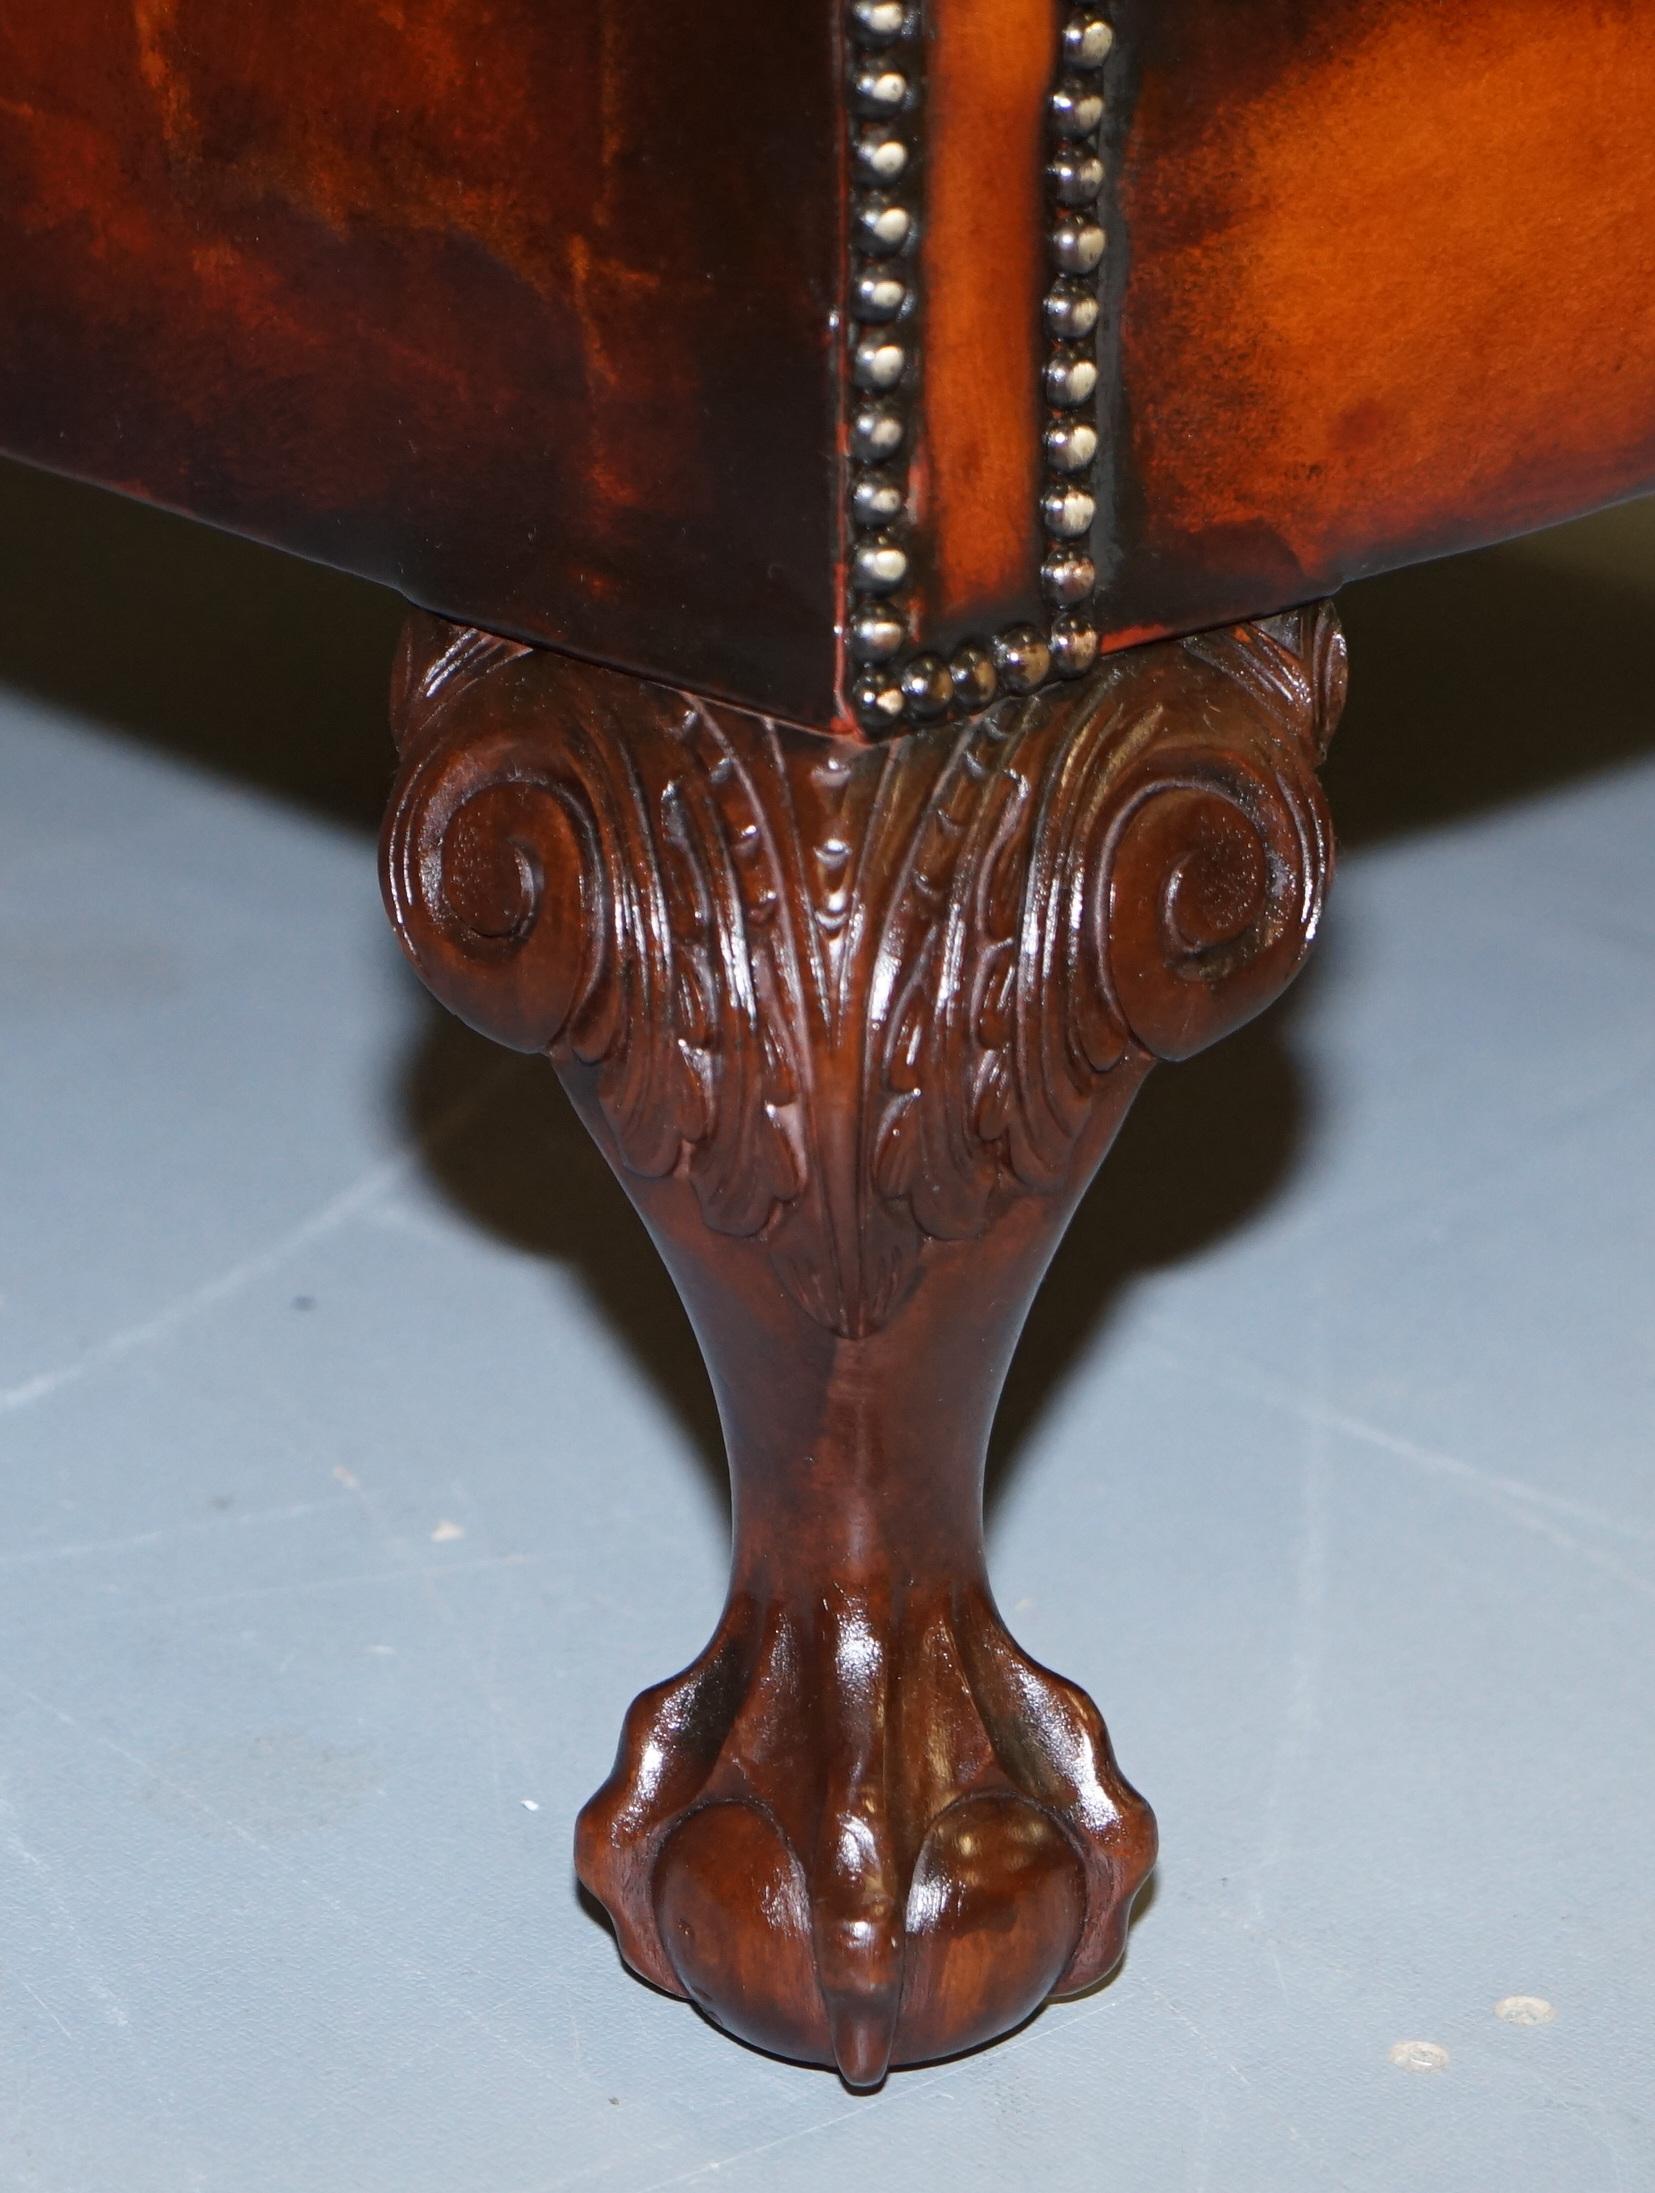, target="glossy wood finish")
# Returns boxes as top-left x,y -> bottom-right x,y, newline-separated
381,601 -> 1346,2083
1104,0 -> 1655,640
